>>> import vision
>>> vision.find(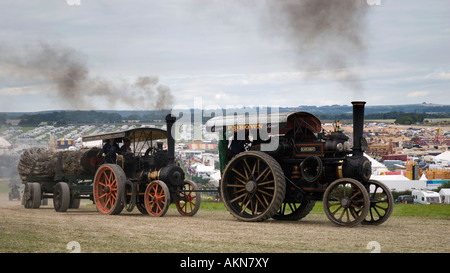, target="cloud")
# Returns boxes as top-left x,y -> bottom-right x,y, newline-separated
424,71 -> 450,80
407,91 -> 430,97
